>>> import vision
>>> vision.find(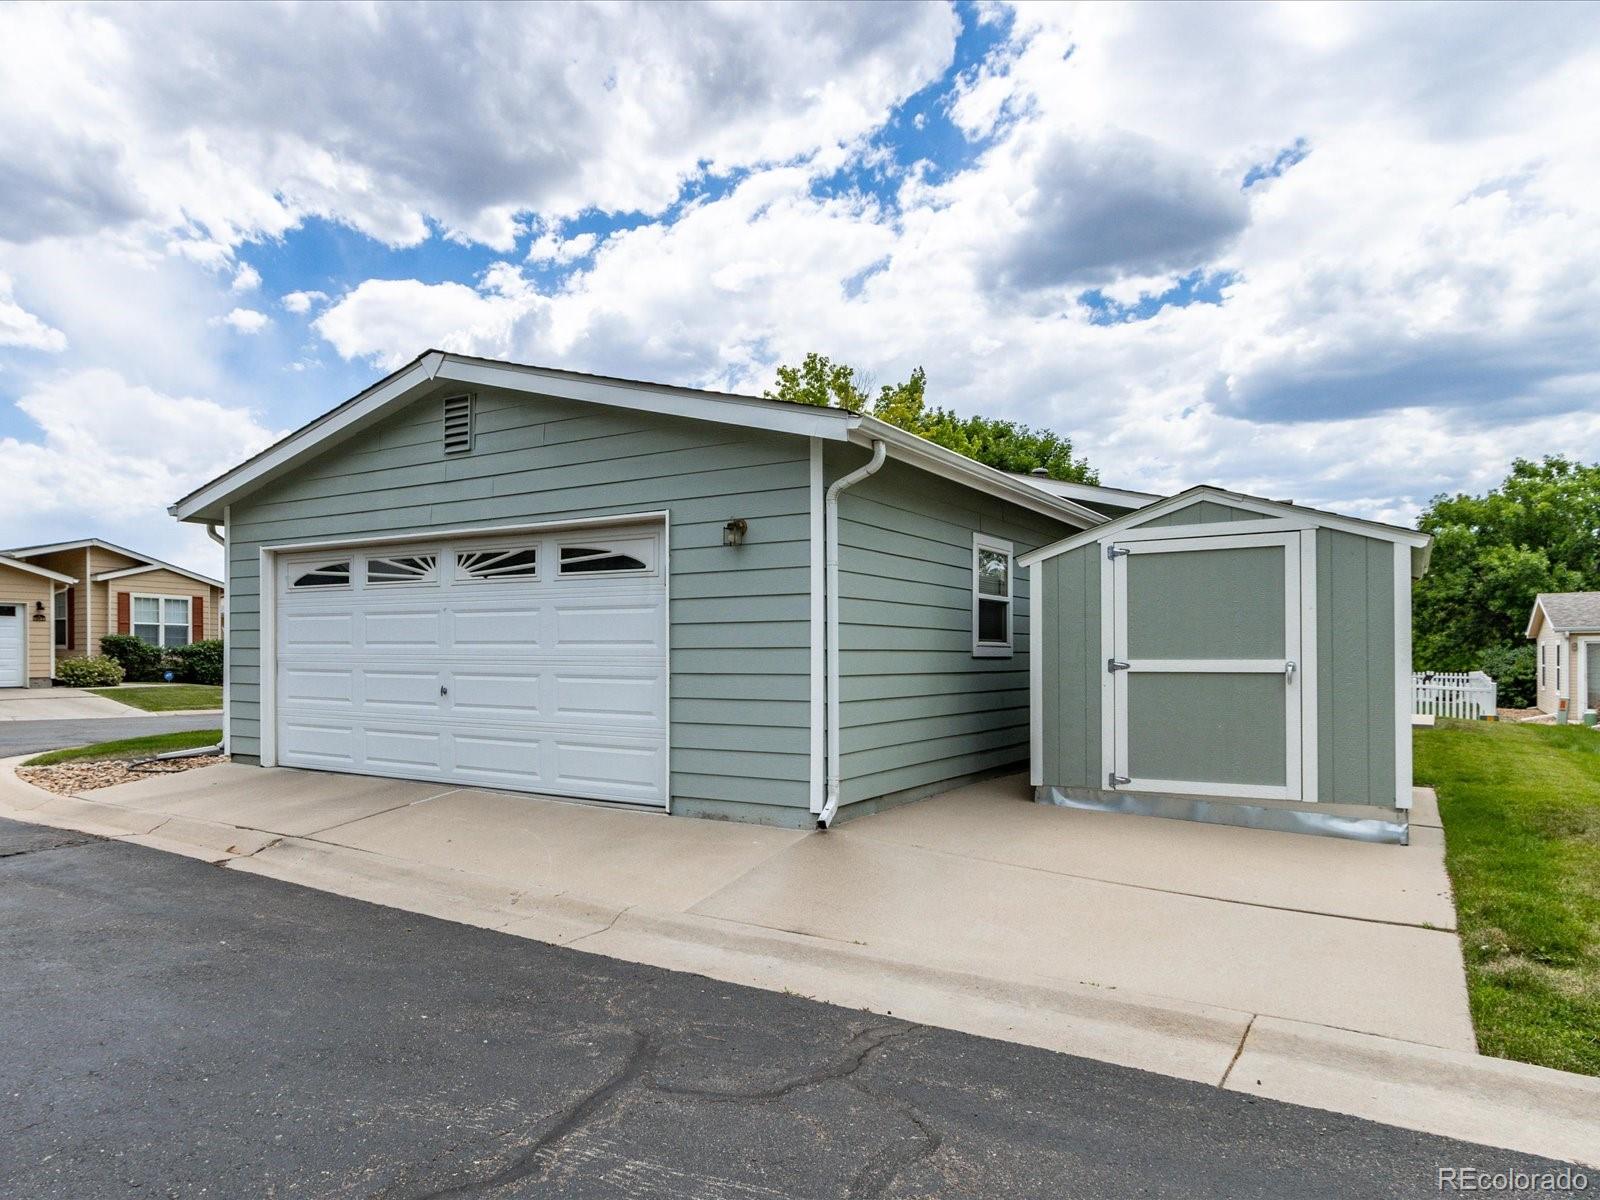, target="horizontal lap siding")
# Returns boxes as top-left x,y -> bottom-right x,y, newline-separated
0,563 -> 54,682
227,386 -> 812,811
831,451 -> 1074,806
1041,545 -> 1100,789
